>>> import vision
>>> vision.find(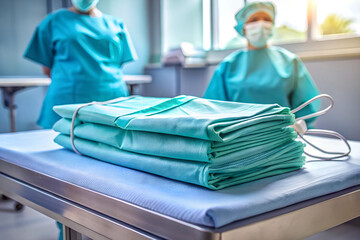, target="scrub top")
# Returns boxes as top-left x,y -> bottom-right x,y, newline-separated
203,46 -> 320,123
24,9 -> 137,129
